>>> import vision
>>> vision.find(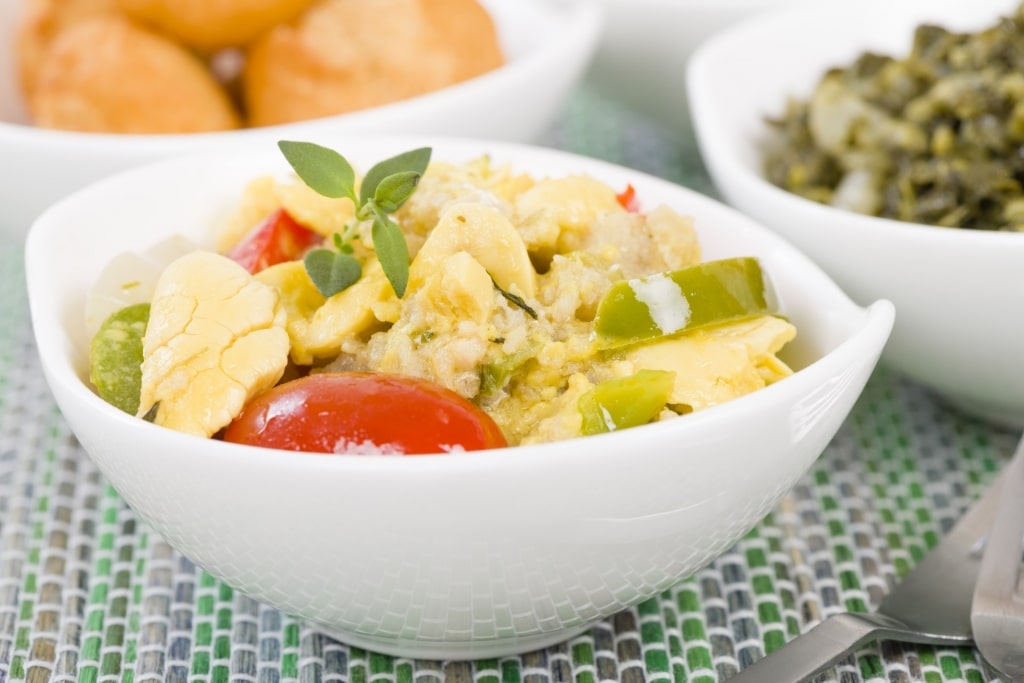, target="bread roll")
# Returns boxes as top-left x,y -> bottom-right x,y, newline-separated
116,0 -> 315,50
31,16 -> 241,134
15,0 -> 118,98
244,0 -> 504,127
